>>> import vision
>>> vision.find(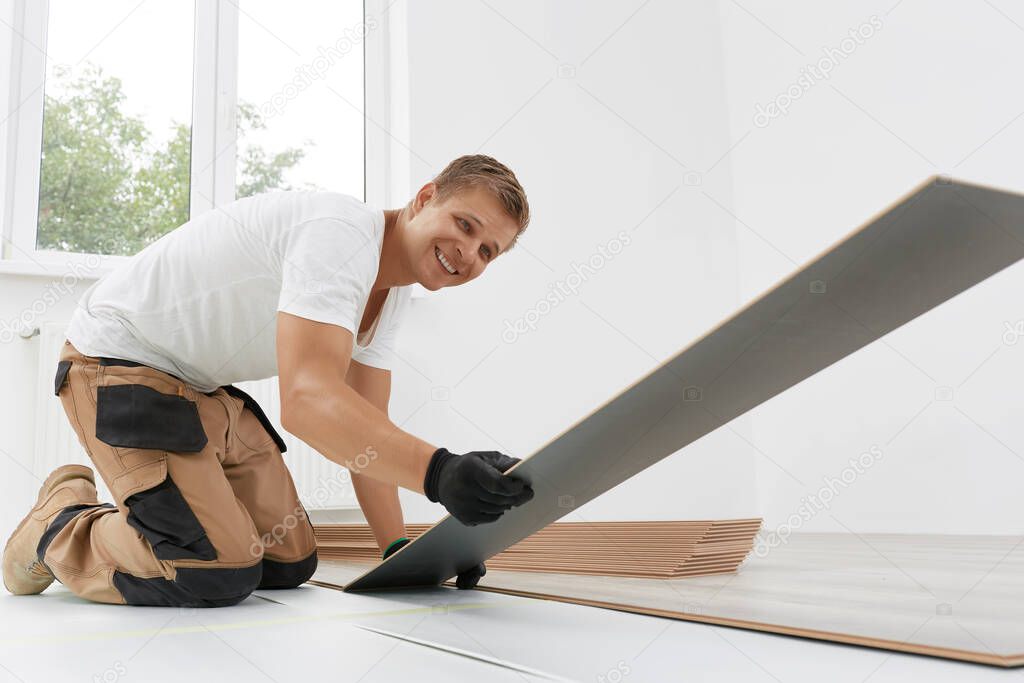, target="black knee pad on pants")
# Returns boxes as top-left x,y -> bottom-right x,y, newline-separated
259,550 -> 318,589
113,564 -> 263,607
